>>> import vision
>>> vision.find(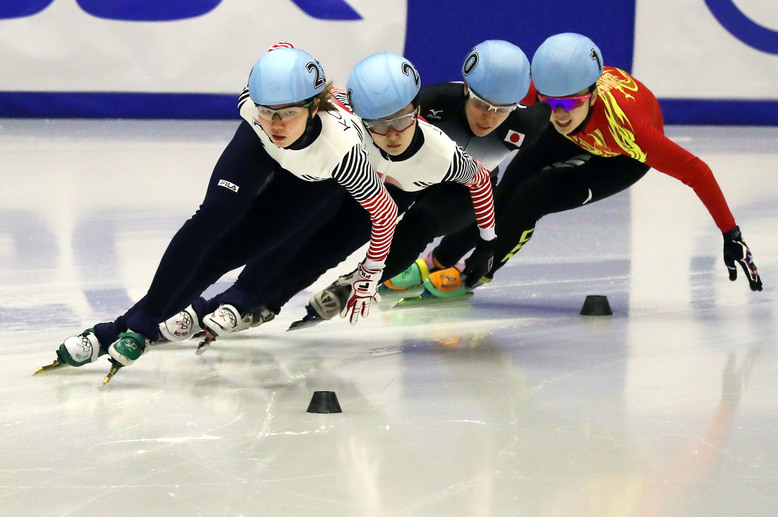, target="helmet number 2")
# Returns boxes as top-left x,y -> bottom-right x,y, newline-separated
401,62 -> 420,87
306,61 -> 326,90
